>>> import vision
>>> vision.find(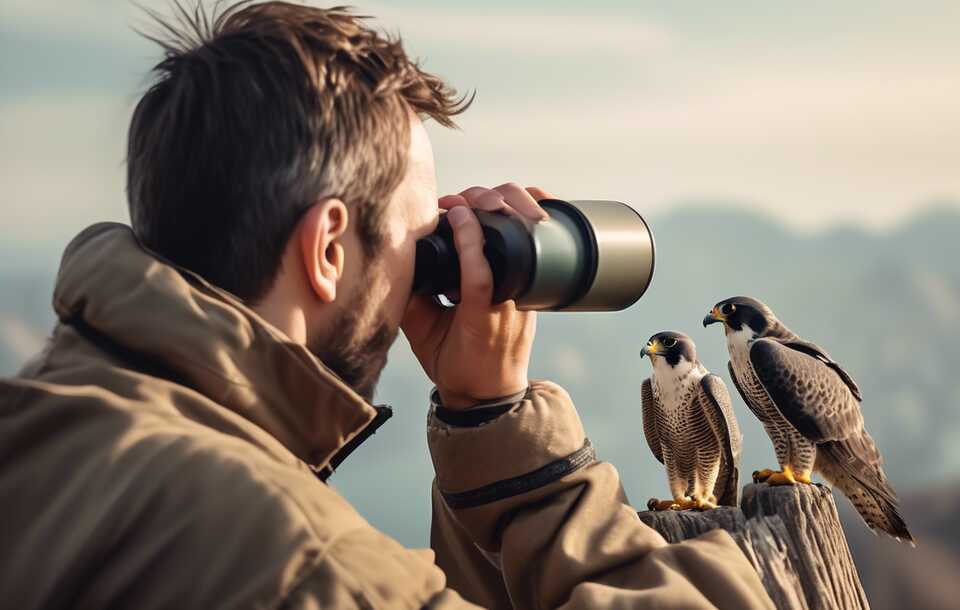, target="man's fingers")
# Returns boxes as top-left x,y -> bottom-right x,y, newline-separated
446,205 -> 494,308
457,187 -> 525,222
524,186 -> 557,202
401,293 -> 443,341
449,185 -> 551,222
495,182 -> 549,222
458,186 -> 509,212
442,190 -> 518,220
473,189 -> 511,213
439,194 -> 468,210
458,186 -> 495,202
